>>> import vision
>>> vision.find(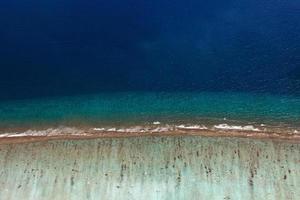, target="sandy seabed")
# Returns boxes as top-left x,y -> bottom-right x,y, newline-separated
0,133 -> 300,200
